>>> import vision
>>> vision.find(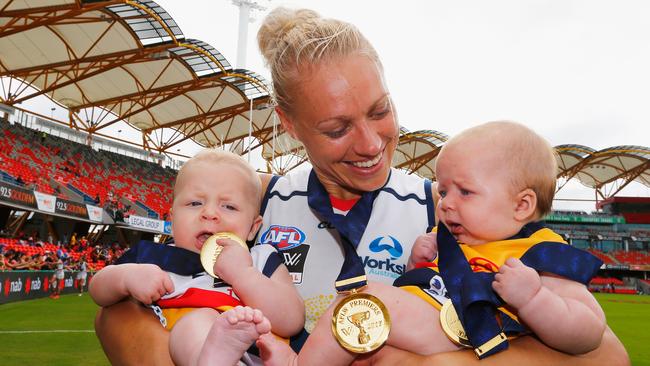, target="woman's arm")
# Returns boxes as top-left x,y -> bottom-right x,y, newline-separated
94,300 -> 174,365
364,326 -> 629,366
